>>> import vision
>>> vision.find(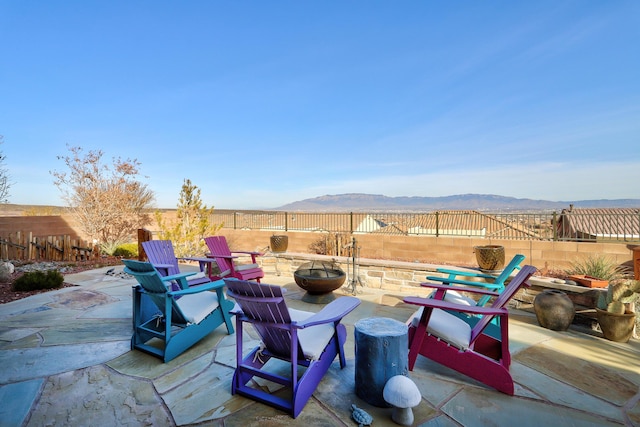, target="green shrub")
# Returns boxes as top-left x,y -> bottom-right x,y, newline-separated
113,243 -> 138,258
12,270 -> 64,291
